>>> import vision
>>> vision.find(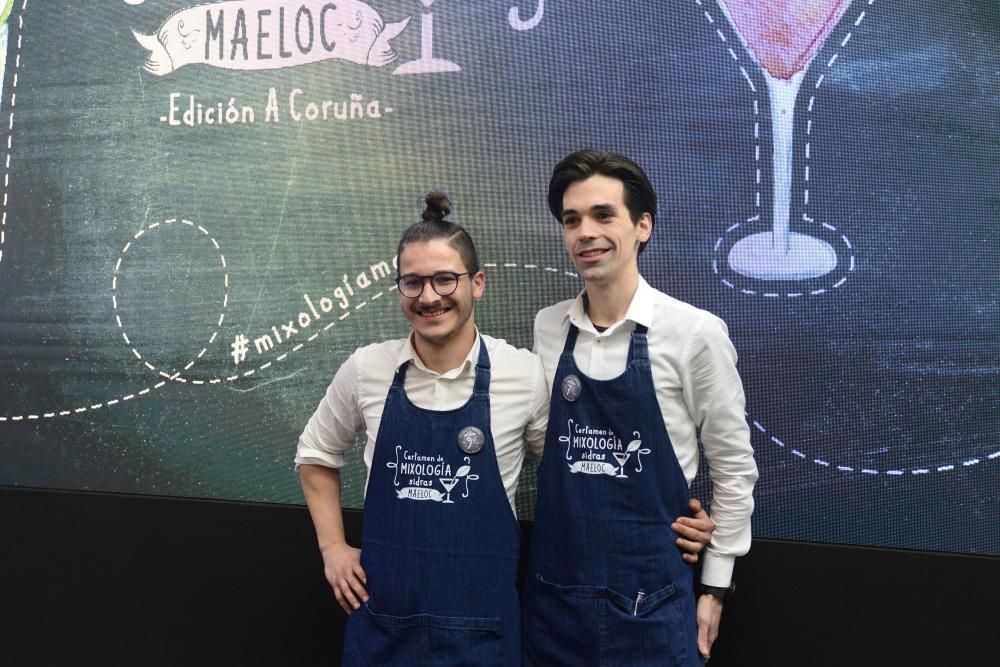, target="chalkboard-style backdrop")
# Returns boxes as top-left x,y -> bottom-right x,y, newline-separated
0,1 -> 997,556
